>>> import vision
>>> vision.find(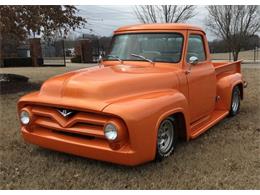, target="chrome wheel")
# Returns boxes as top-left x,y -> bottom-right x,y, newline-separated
229,86 -> 241,116
157,119 -> 174,154
232,89 -> 240,113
